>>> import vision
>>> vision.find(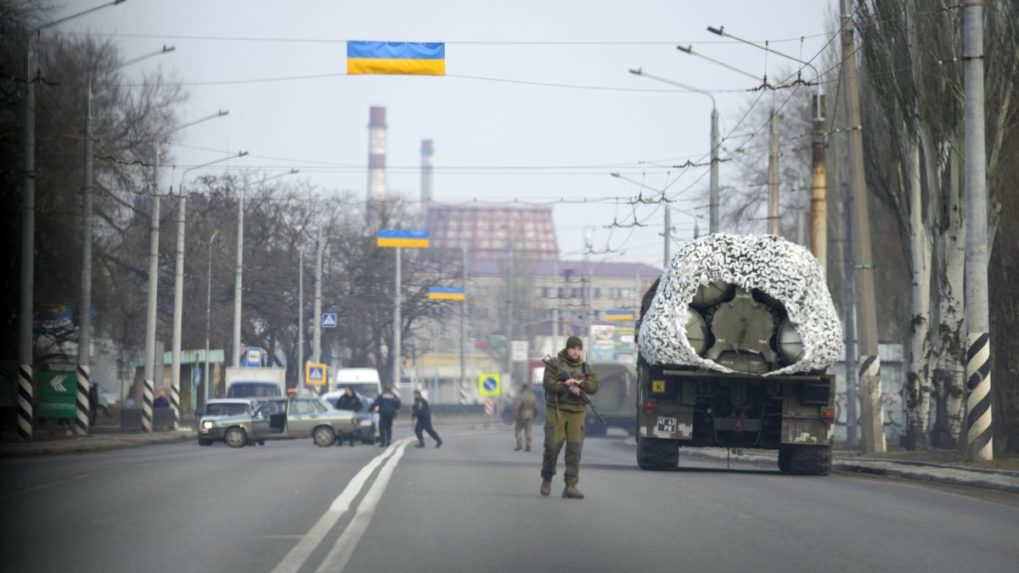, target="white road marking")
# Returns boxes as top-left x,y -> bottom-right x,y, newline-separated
315,439 -> 411,573
270,438 -> 412,573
